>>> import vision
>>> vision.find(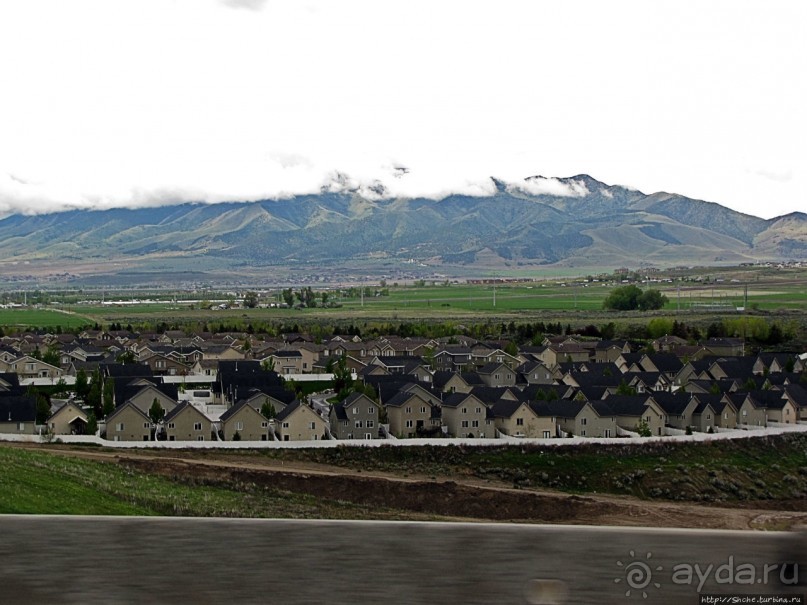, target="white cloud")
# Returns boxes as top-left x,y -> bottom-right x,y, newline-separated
220,0 -> 268,11
0,0 -> 804,220
506,177 -> 590,198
